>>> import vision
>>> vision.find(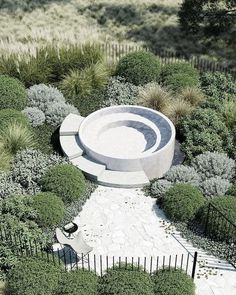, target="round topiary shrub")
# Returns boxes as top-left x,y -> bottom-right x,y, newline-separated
45,102 -> 79,126
6,257 -> 62,295
116,51 -> 161,85
152,269 -> 195,295
22,107 -> 45,127
99,266 -> 154,295
200,176 -> 231,198
33,192 -> 65,227
56,269 -> 99,295
162,183 -> 205,222
191,152 -> 235,181
40,164 -> 86,203
200,196 -> 236,242
27,84 -> 65,112
164,165 -> 200,186
0,75 -> 27,110
0,109 -> 29,128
